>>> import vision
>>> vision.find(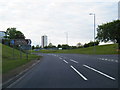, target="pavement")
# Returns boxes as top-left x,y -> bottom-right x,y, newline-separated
6,53 -> 119,88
